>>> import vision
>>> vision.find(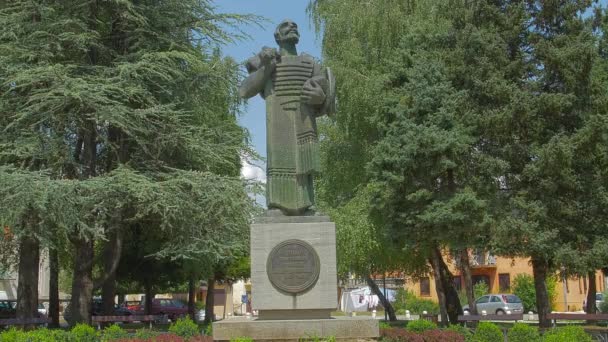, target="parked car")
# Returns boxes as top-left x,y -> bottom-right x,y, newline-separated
143,298 -> 188,321
0,300 -> 16,319
462,294 -> 524,315
584,293 -> 605,313
64,299 -> 134,323
124,301 -> 142,313
37,303 -> 47,316
0,300 -> 48,328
